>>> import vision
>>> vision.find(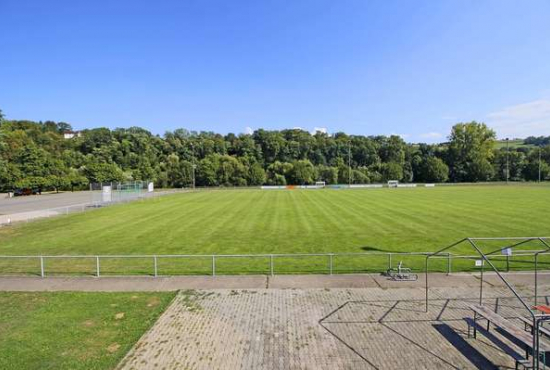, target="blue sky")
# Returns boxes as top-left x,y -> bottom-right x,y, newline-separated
1,0 -> 550,142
